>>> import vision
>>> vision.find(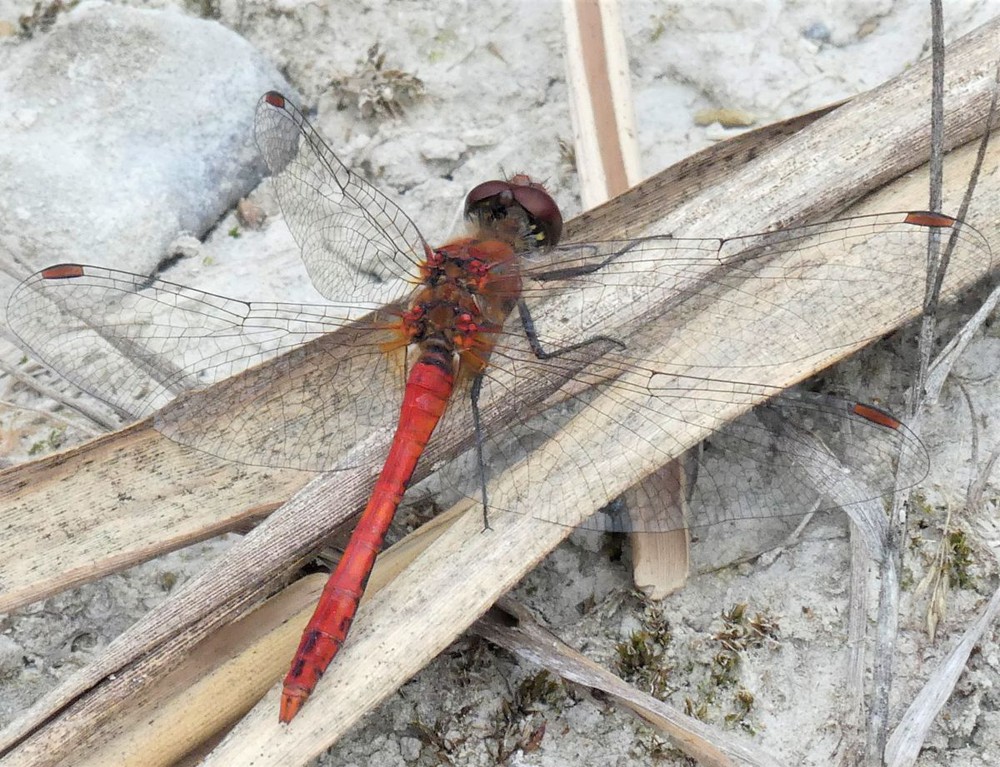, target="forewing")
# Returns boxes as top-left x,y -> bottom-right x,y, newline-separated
6,264 -> 397,470
516,212 -> 989,366
254,92 -> 429,305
